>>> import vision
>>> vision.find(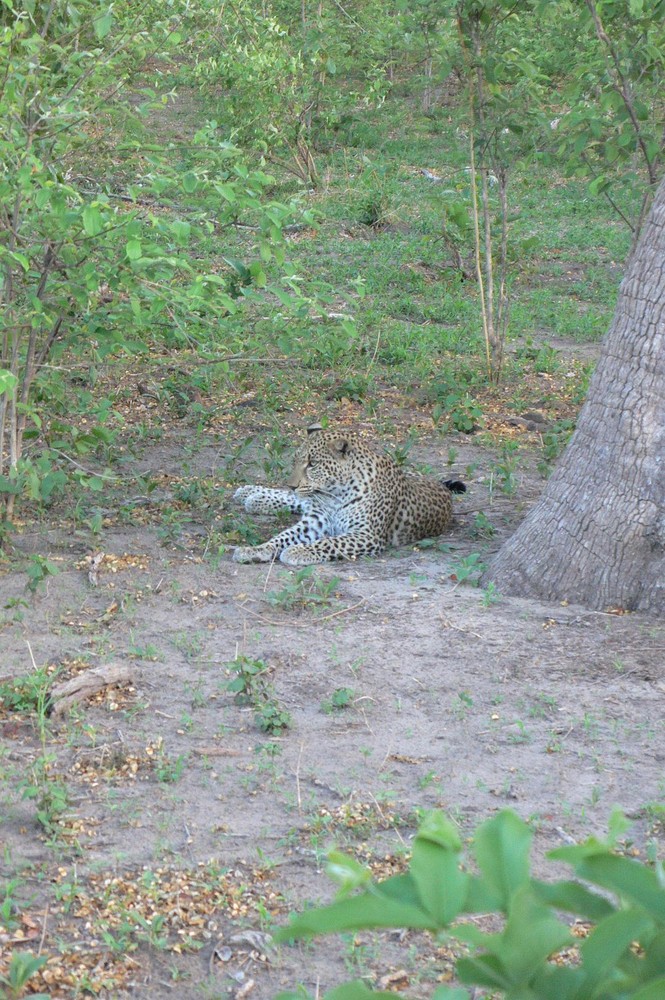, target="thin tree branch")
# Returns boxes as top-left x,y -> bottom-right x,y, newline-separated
585,0 -> 657,186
